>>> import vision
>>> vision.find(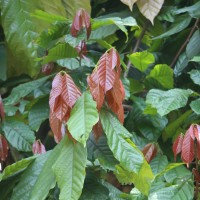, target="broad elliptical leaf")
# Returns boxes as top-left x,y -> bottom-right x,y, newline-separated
0,134 -> 9,162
